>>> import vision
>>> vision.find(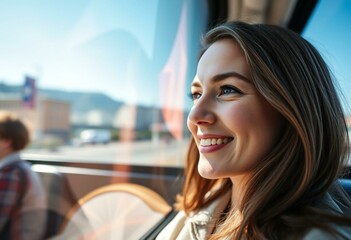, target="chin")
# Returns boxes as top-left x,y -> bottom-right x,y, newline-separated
197,159 -> 220,179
